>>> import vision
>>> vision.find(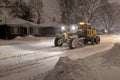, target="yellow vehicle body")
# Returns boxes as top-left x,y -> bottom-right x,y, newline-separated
77,22 -> 97,38
87,29 -> 96,38
54,22 -> 100,49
